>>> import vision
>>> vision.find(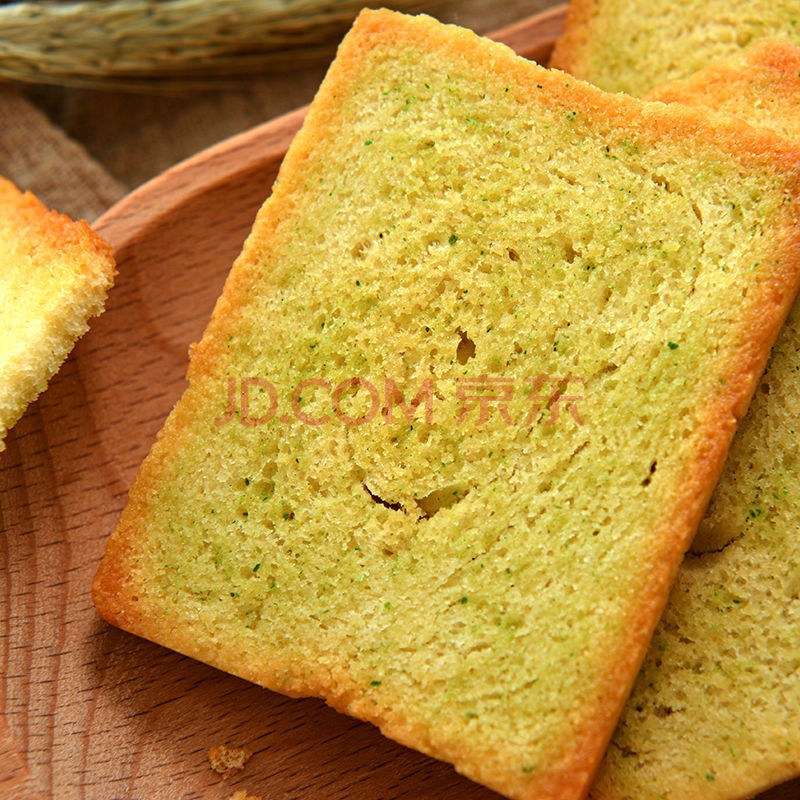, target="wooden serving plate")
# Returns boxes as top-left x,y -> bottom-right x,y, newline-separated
1,6 -> 798,799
